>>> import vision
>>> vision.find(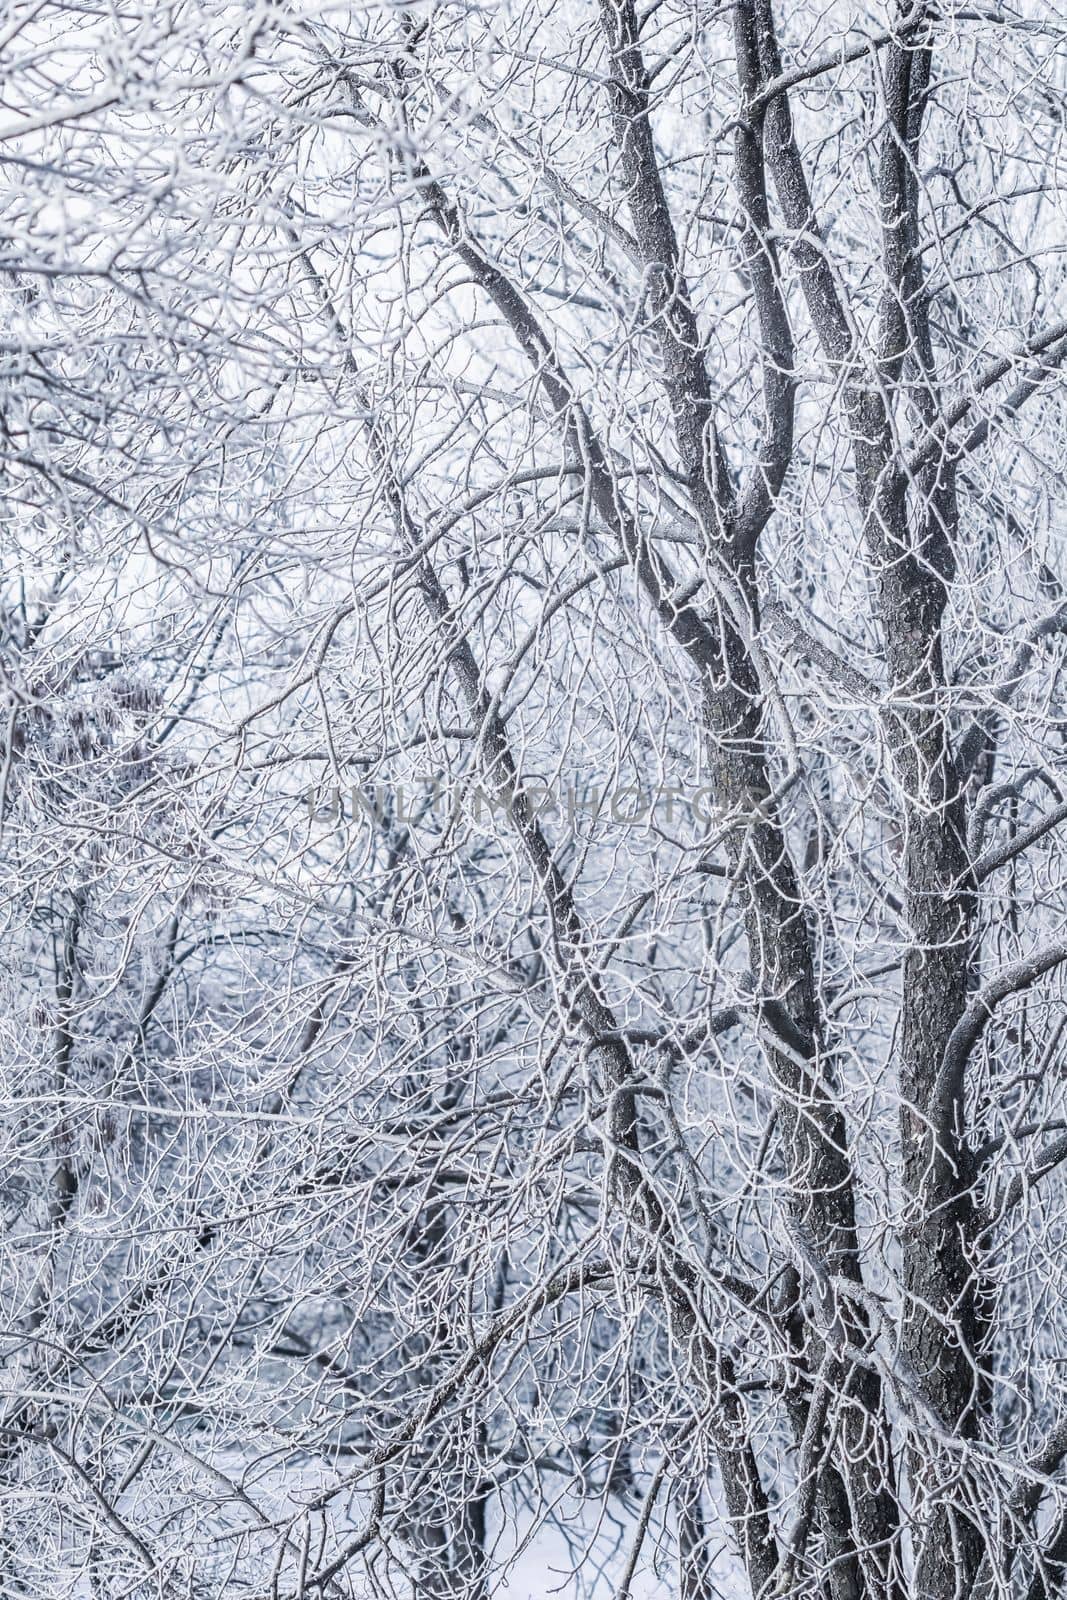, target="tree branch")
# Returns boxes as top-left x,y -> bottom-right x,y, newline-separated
937,941 -> 1067,1132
